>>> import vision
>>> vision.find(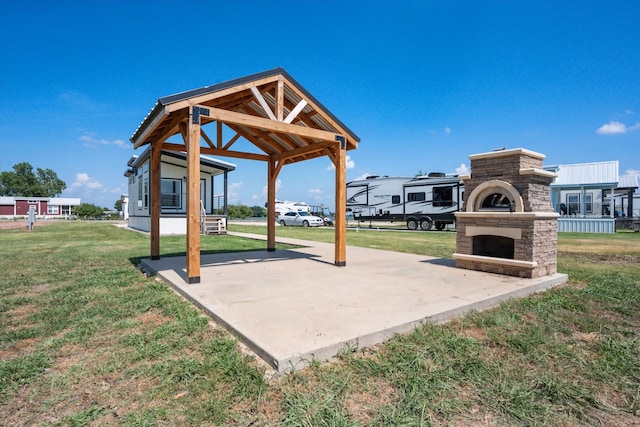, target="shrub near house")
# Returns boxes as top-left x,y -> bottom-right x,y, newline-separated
74,203 -> 104,219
